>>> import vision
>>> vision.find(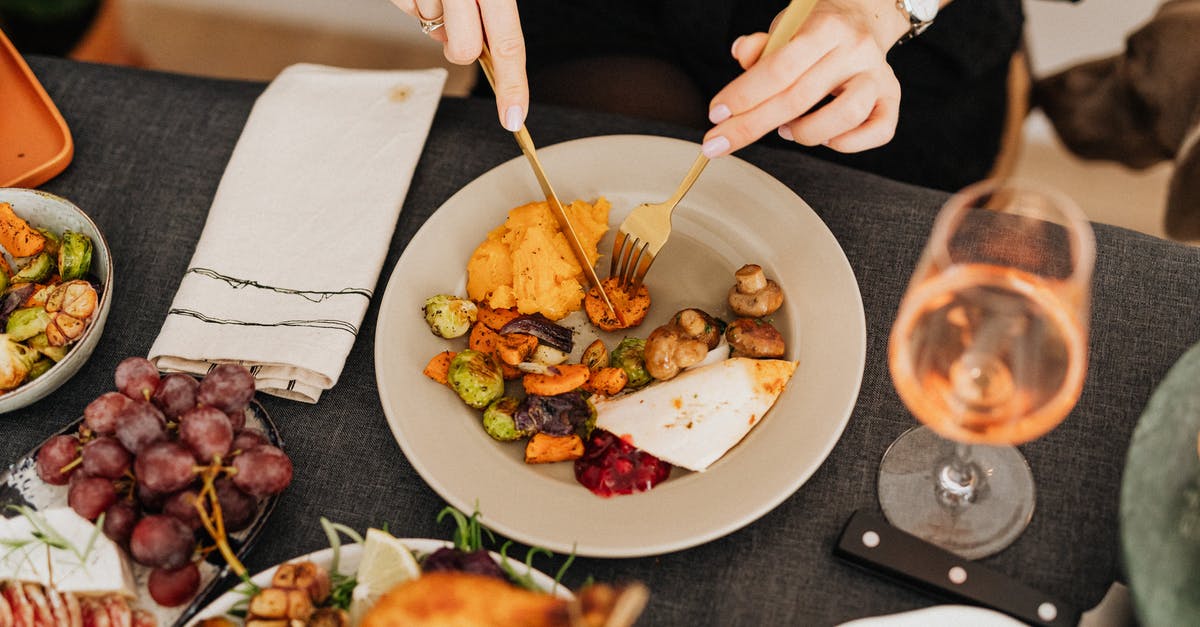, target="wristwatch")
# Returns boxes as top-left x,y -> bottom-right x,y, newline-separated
896,0 -> 938,44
